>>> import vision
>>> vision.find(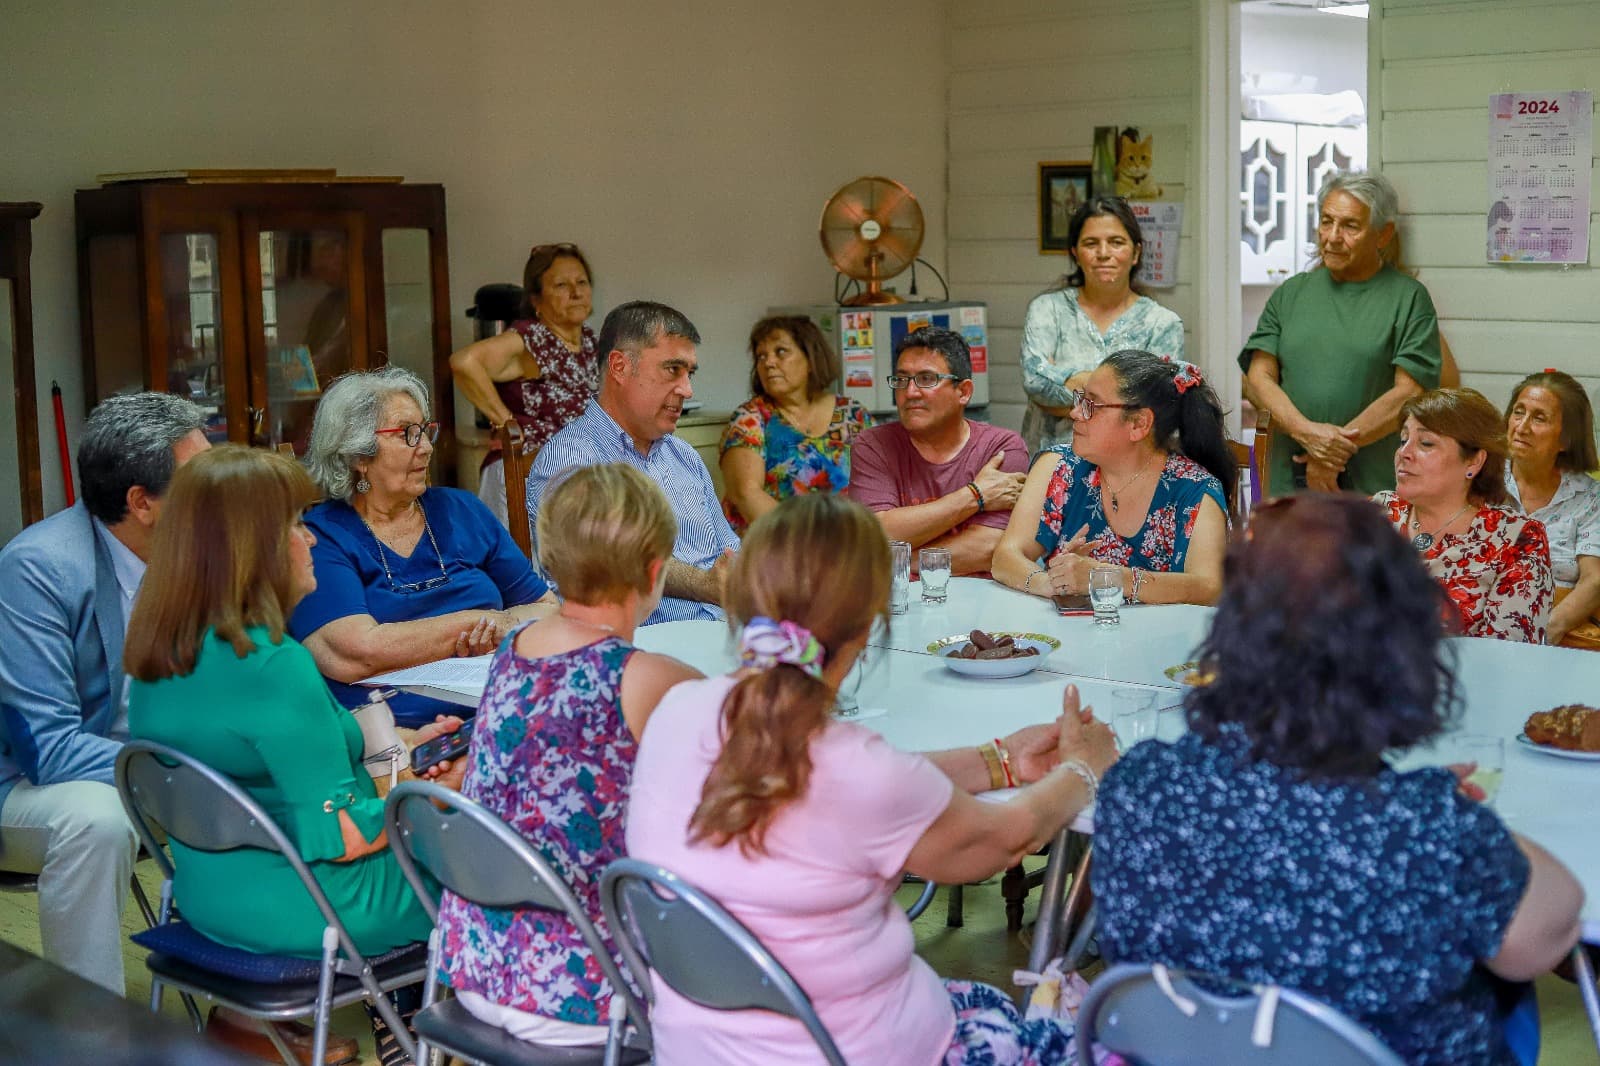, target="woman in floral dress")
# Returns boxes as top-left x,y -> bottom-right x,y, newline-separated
993,349 -> 1233,607
720,315 -> 870,534
1373,388 -> 1552,643
435,464 -> 700,1046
